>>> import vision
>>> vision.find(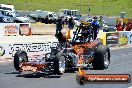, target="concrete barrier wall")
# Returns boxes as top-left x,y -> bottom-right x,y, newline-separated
0,35 -> 58,59
0,23 -> 68,59
0,23 -> 60,36
31,24 -> 68,35
0,23 -> 31,36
